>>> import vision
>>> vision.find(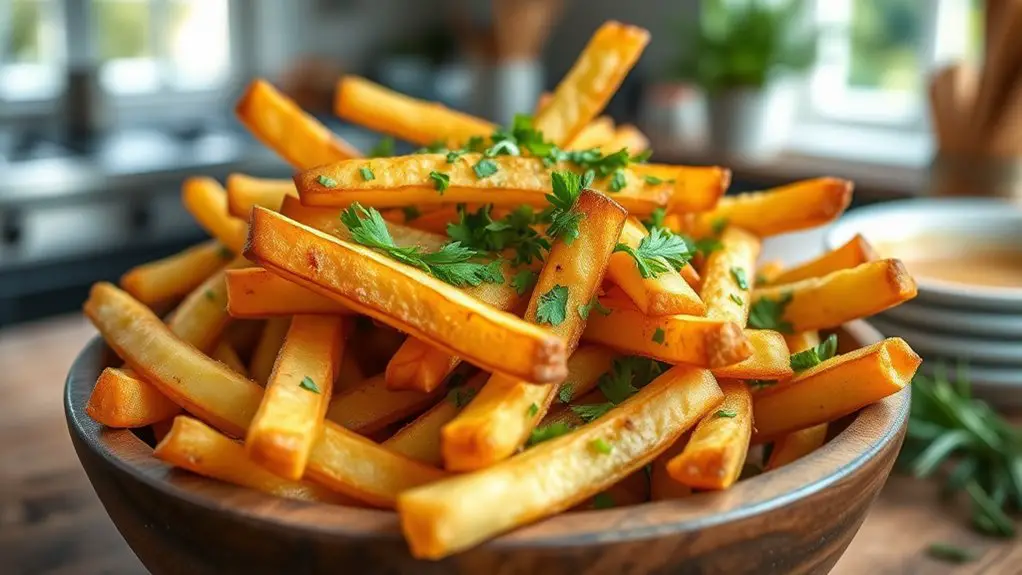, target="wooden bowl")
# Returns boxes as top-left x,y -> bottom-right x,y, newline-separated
65,321 -> 909,575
